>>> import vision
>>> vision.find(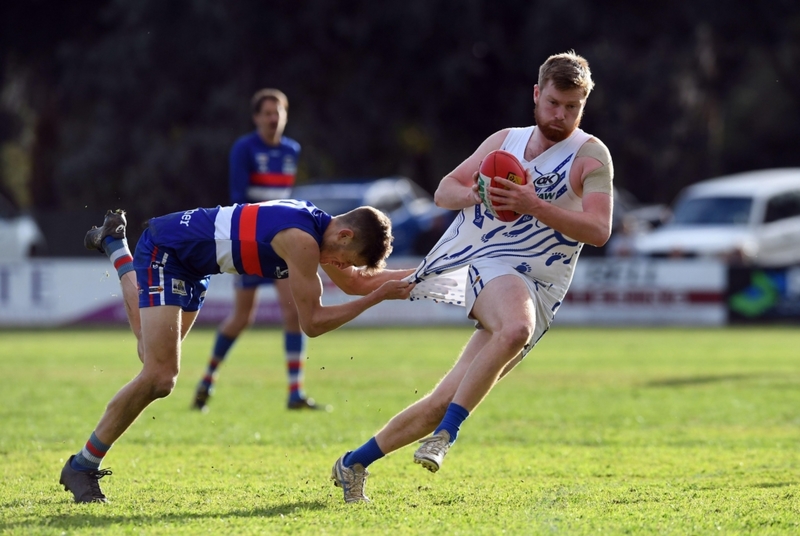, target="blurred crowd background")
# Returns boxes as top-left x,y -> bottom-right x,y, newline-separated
1,0 -> 799,256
